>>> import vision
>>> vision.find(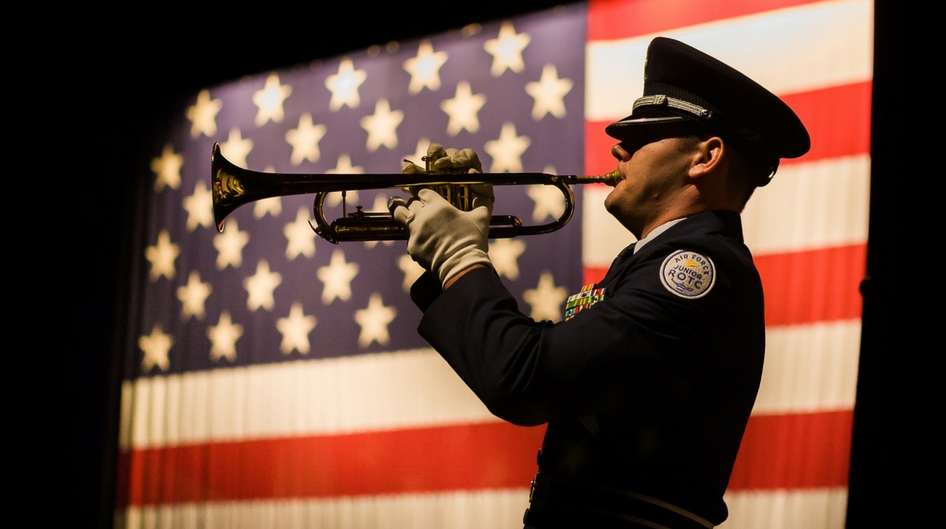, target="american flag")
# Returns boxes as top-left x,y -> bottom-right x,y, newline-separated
117,1 -> 872,527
